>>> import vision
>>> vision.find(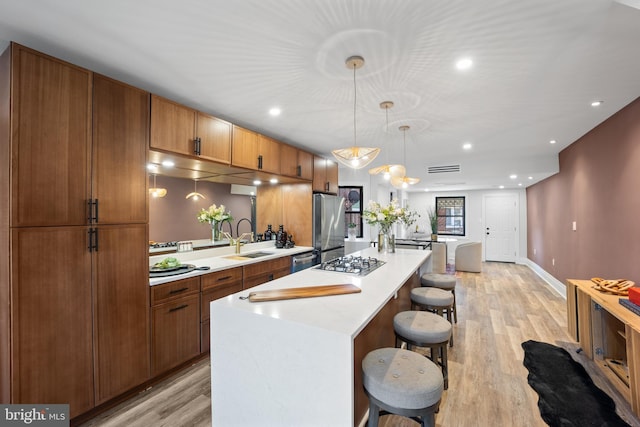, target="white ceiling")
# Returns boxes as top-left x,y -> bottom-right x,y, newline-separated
1,0 -> 640,191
